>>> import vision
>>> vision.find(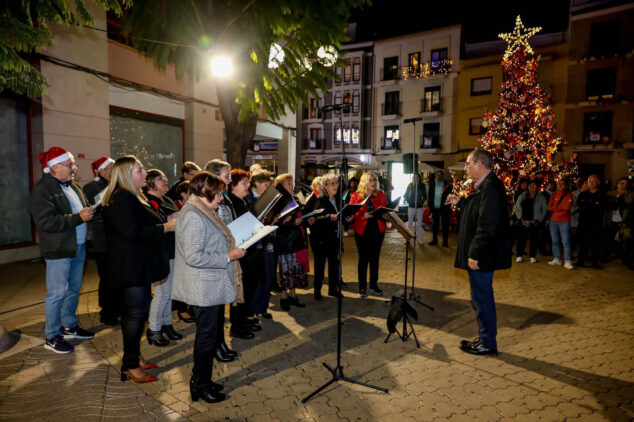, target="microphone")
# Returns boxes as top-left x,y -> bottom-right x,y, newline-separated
404,117 -> 423,123
321,103 -> 352,113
